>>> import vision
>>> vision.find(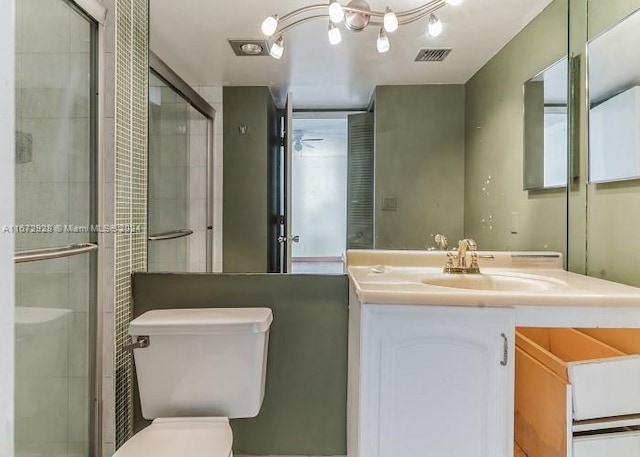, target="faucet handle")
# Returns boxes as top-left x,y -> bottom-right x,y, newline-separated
445,252 -> 455,267
470,253 -> 479,269
434,234 -> 448,250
